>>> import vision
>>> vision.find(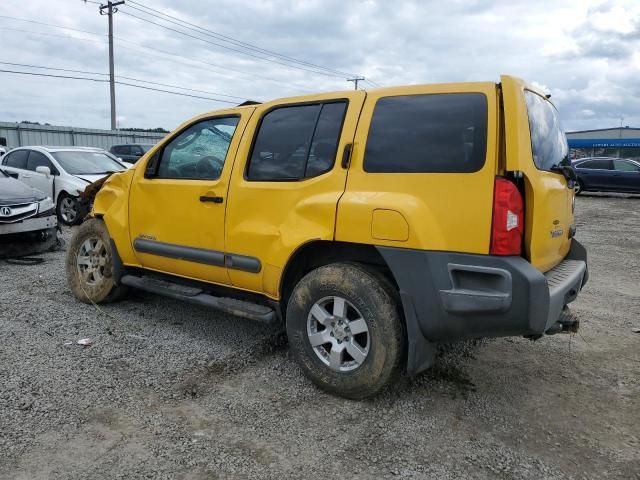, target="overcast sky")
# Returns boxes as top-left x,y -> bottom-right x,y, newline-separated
0,0 -> 639,132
